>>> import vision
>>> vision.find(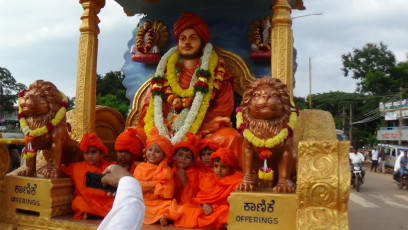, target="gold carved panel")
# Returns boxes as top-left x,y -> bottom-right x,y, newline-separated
296,141 -> 350,230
